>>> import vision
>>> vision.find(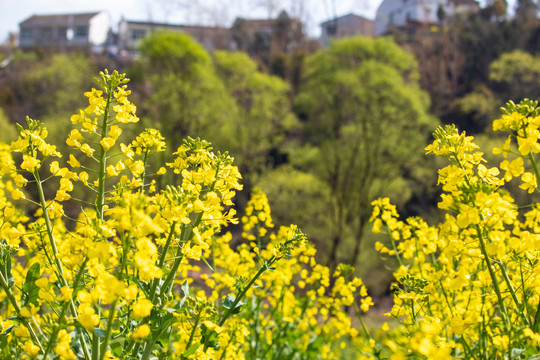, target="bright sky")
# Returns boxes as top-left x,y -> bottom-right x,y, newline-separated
0,0 -> 383,43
